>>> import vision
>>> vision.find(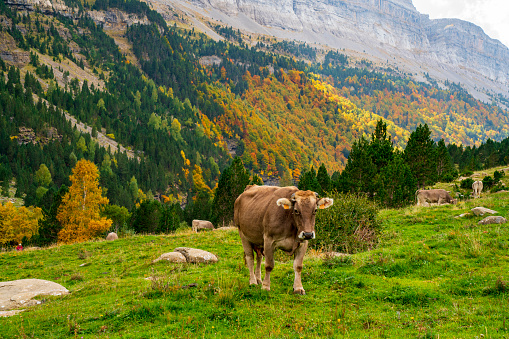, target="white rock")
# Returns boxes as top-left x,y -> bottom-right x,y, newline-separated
0,279 -> 69,316
471,207 -> 498,216
174,247 -> 218,263
152,252 -> 187,263
478,216 -> 507,225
